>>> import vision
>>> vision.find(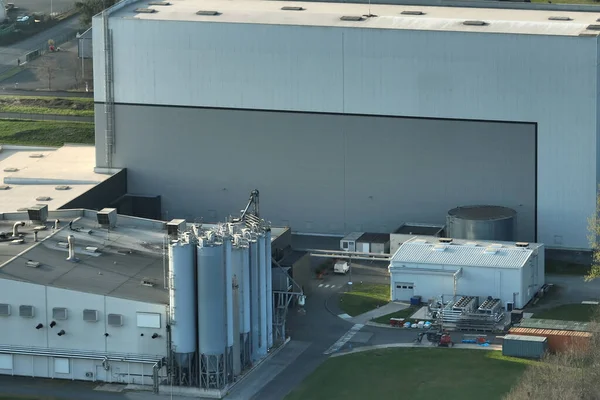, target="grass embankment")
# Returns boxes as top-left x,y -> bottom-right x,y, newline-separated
545,259 -> 590,275
338,283 -> 390,317
0,96 -> 94,117
285,348 -> 533,400
0,120 -> 94,146
534,304 -> 598,322
372,305 -> 419,324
